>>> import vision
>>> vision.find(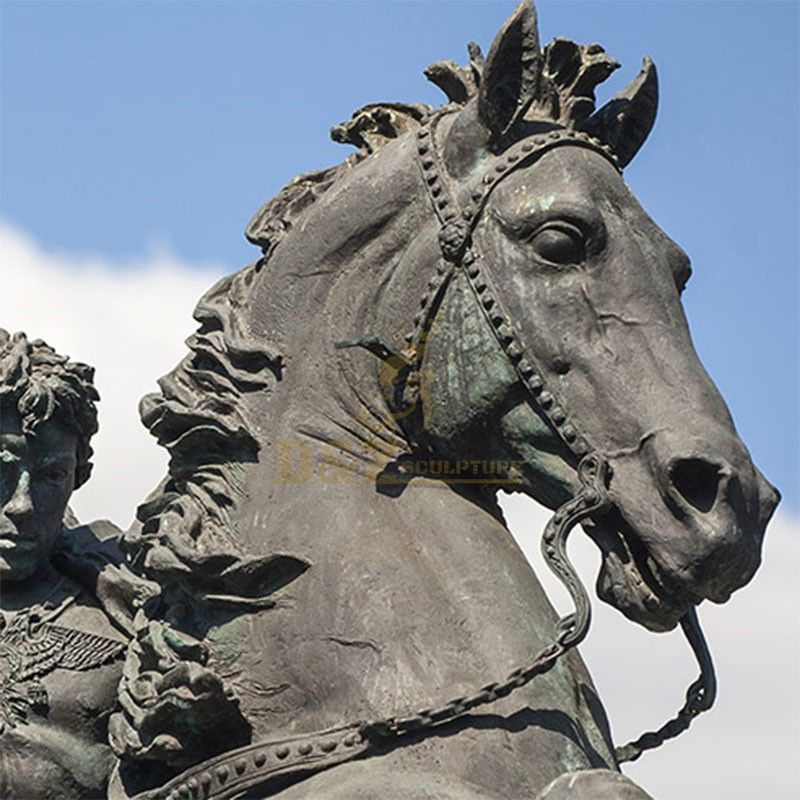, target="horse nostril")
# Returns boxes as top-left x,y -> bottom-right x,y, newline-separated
668,457 -> 724,514
553,358 -> 571,375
